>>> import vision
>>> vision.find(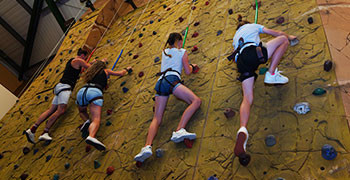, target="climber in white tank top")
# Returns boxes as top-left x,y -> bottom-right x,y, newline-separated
134,33 -> 202,163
